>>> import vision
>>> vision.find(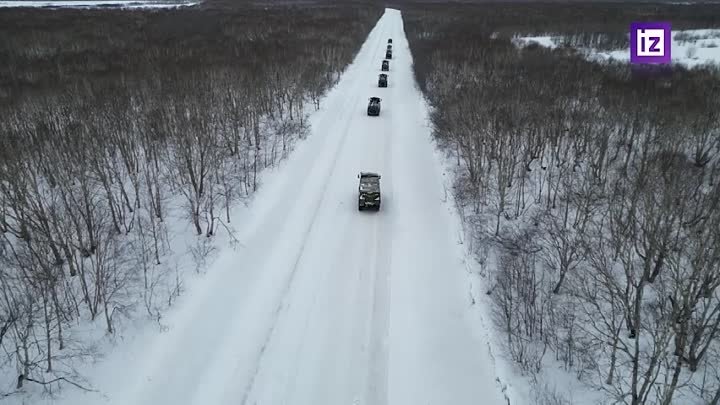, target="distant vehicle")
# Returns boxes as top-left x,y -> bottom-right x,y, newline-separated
385,49 -> 392,59
378,73 -> 388,87
388,38 -> 392,43
381,60 -> 389,71
387,44 -> 392,51
358,172 -> 381,211
367,97 -> 381,116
